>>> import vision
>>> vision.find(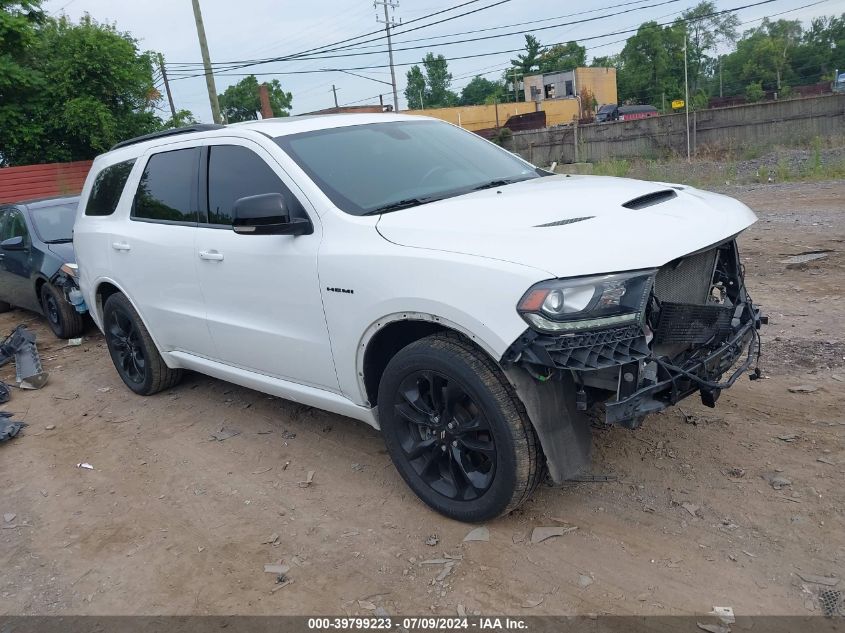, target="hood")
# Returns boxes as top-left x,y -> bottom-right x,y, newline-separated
376,175 -> 757,278
46,242 -> 75,263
